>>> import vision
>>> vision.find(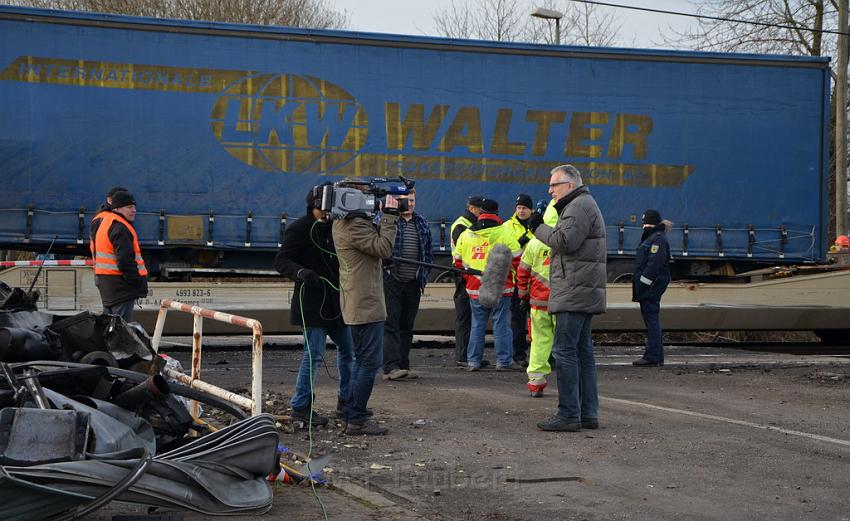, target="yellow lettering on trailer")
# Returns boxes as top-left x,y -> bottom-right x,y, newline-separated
438,106 -> 483,154
385,103 -> 449,151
